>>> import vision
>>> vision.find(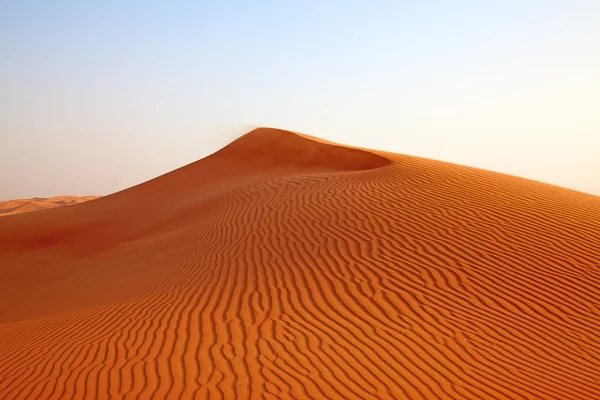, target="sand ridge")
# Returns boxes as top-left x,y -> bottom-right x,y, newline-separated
0,127 -> 599,399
